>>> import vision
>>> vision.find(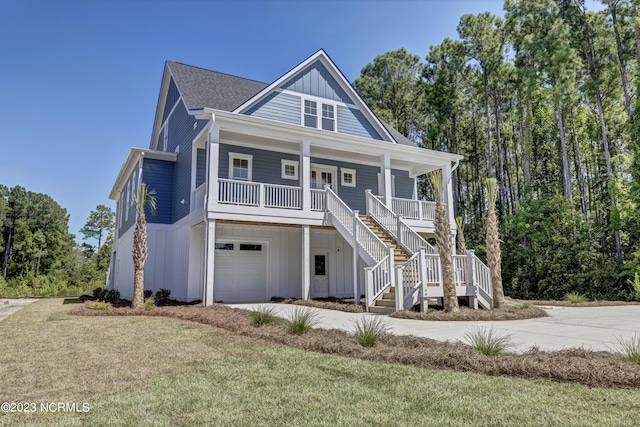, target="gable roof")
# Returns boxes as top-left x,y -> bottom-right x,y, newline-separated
167,61 -> 268,111
155,52 -> 415,147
